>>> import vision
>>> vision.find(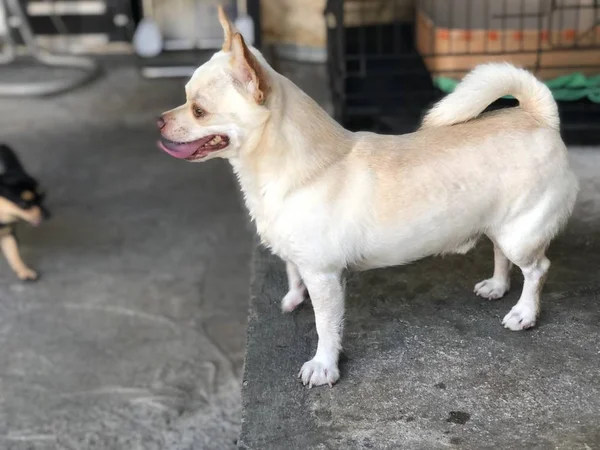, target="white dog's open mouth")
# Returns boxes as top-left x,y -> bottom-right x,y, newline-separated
158,134 -> 229,161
